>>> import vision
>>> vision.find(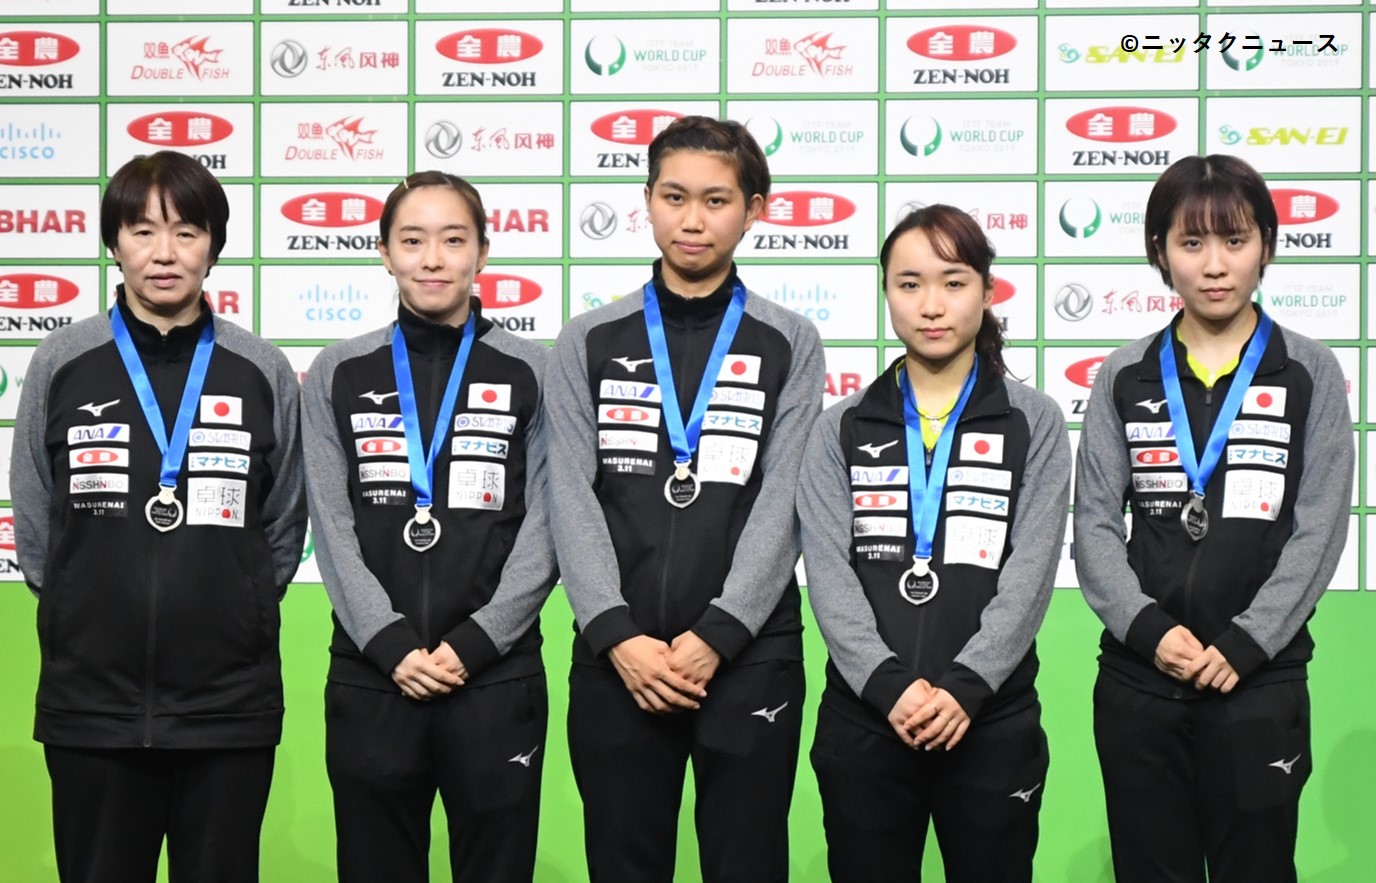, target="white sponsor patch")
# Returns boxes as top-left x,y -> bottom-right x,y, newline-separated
943,515 -> 1007,570
452,436 -> 509,459
599,379 -> 662,403
853,516 -> 907,537
945,490 -> 1010,516
356,436 -> 408,458
850,465 -> 909,486
1242,386 -> 1287,417
1131,447 -> 1180,469
1225,444 -> 1289,469
717,354 -> 762,385
467,383 -> 511,411
188,427 -> 252,451
454,413 -> 517,436
598,403 -> 661,427
1229,419 -> 1292,444
187,477 -> 247,528
351,412 -> 405,433
67,423 -> 130,446
945,466 -> 1013,492
959,432 -> 1004,464
852,490 -> 908,511
1133,472 -> 1189,492
449,461 -> 505,510
1124,422 -> 1176,443
1222,470 -> 1285,522
359,462 -> 411,483
599,430 -> 659,452
702,409 -> 763,436
709,386 -> 767,411
199,395 -> 243,426
69,447 -> 129,470
187,452 -> 251,475
698,434 -> 758,485
69,472 -> 129,494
